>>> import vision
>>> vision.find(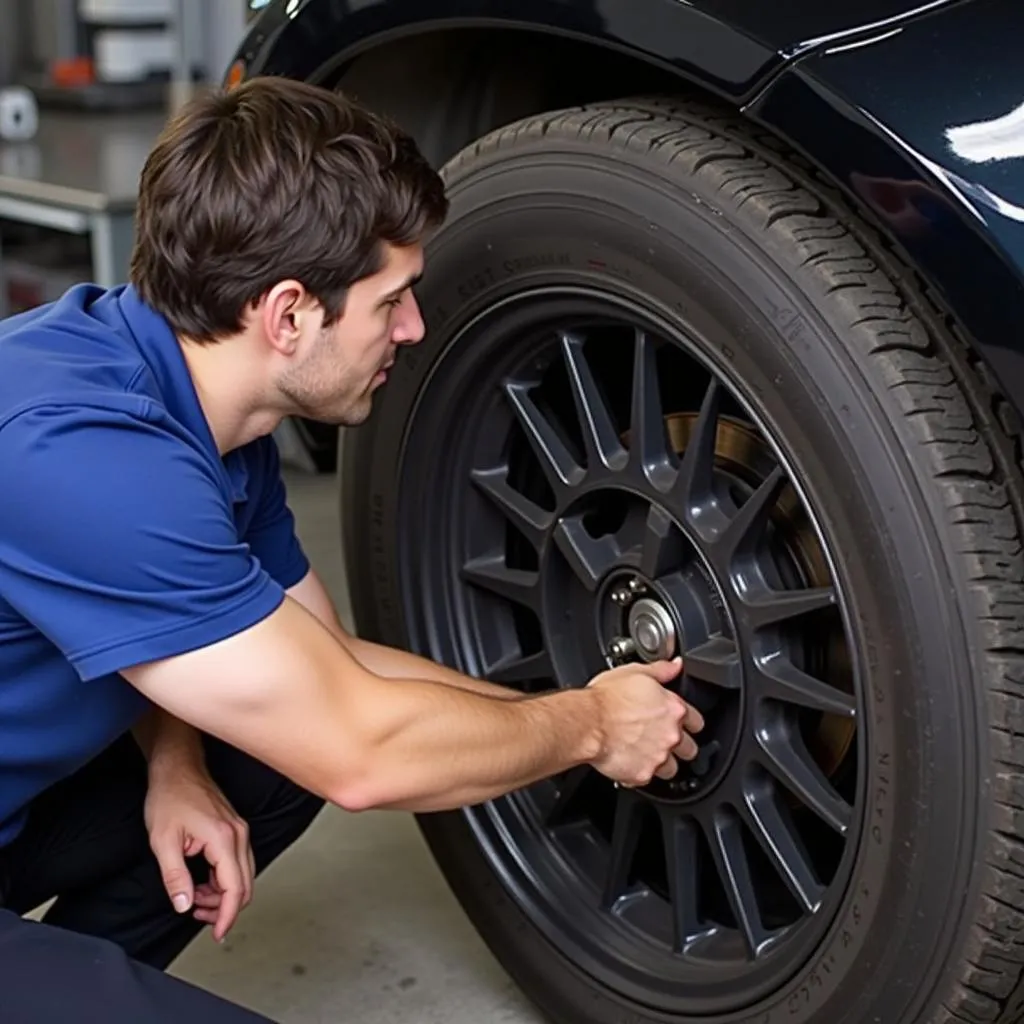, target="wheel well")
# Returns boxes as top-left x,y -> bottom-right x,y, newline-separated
324,27 -> 718,168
